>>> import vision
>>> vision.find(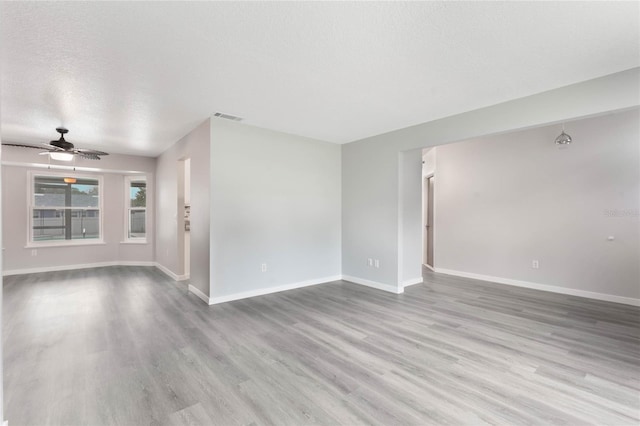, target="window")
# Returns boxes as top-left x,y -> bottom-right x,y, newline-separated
126,176 -> 147,242
31,174 -> 102,243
